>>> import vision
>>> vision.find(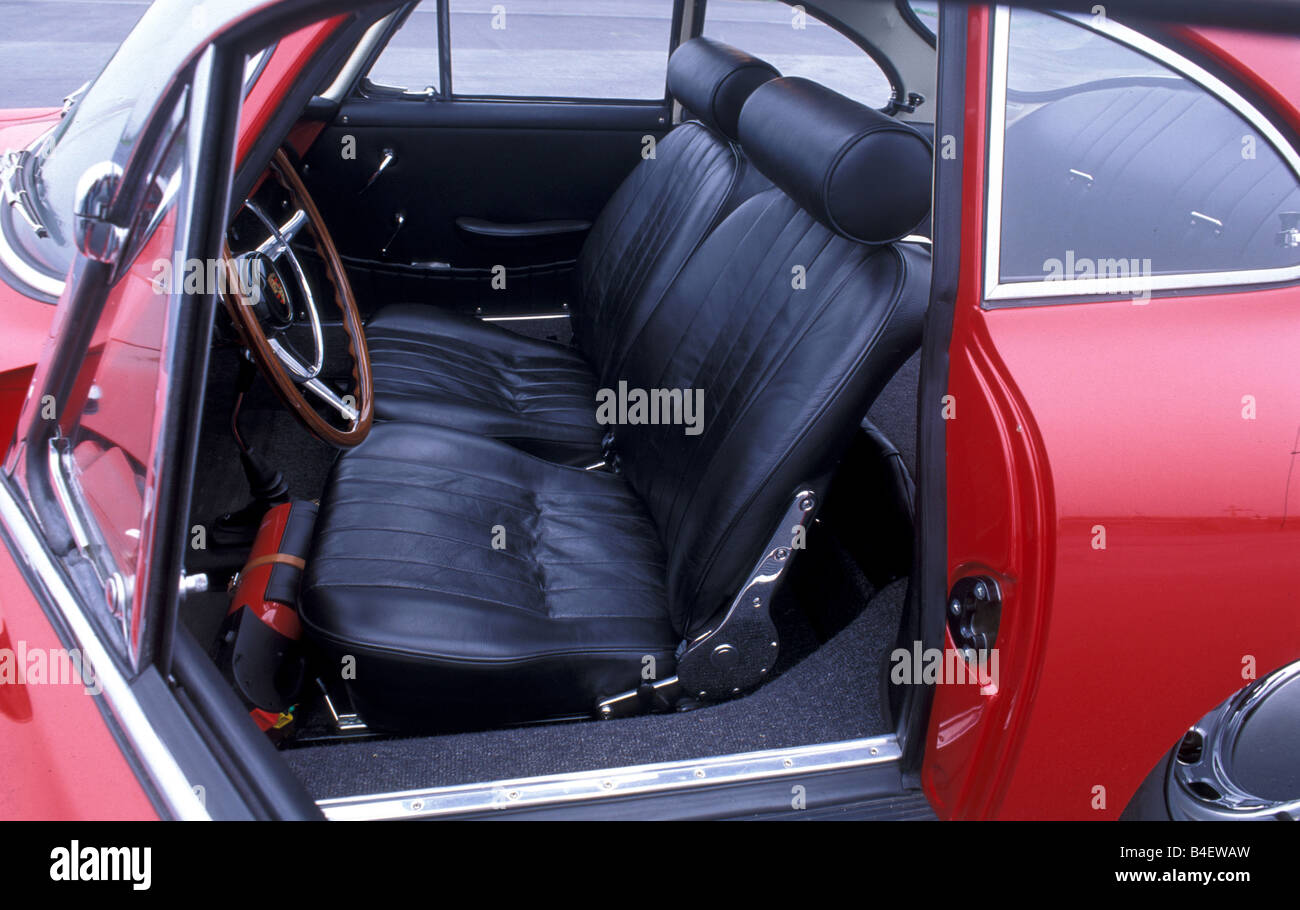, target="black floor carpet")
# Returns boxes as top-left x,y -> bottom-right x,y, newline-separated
281,577 -> 907,799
